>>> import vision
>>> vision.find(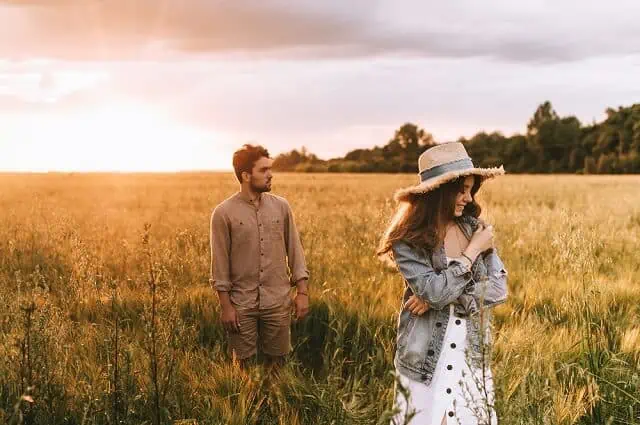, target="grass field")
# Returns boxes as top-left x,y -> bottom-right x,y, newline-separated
0,172 -> 639,425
